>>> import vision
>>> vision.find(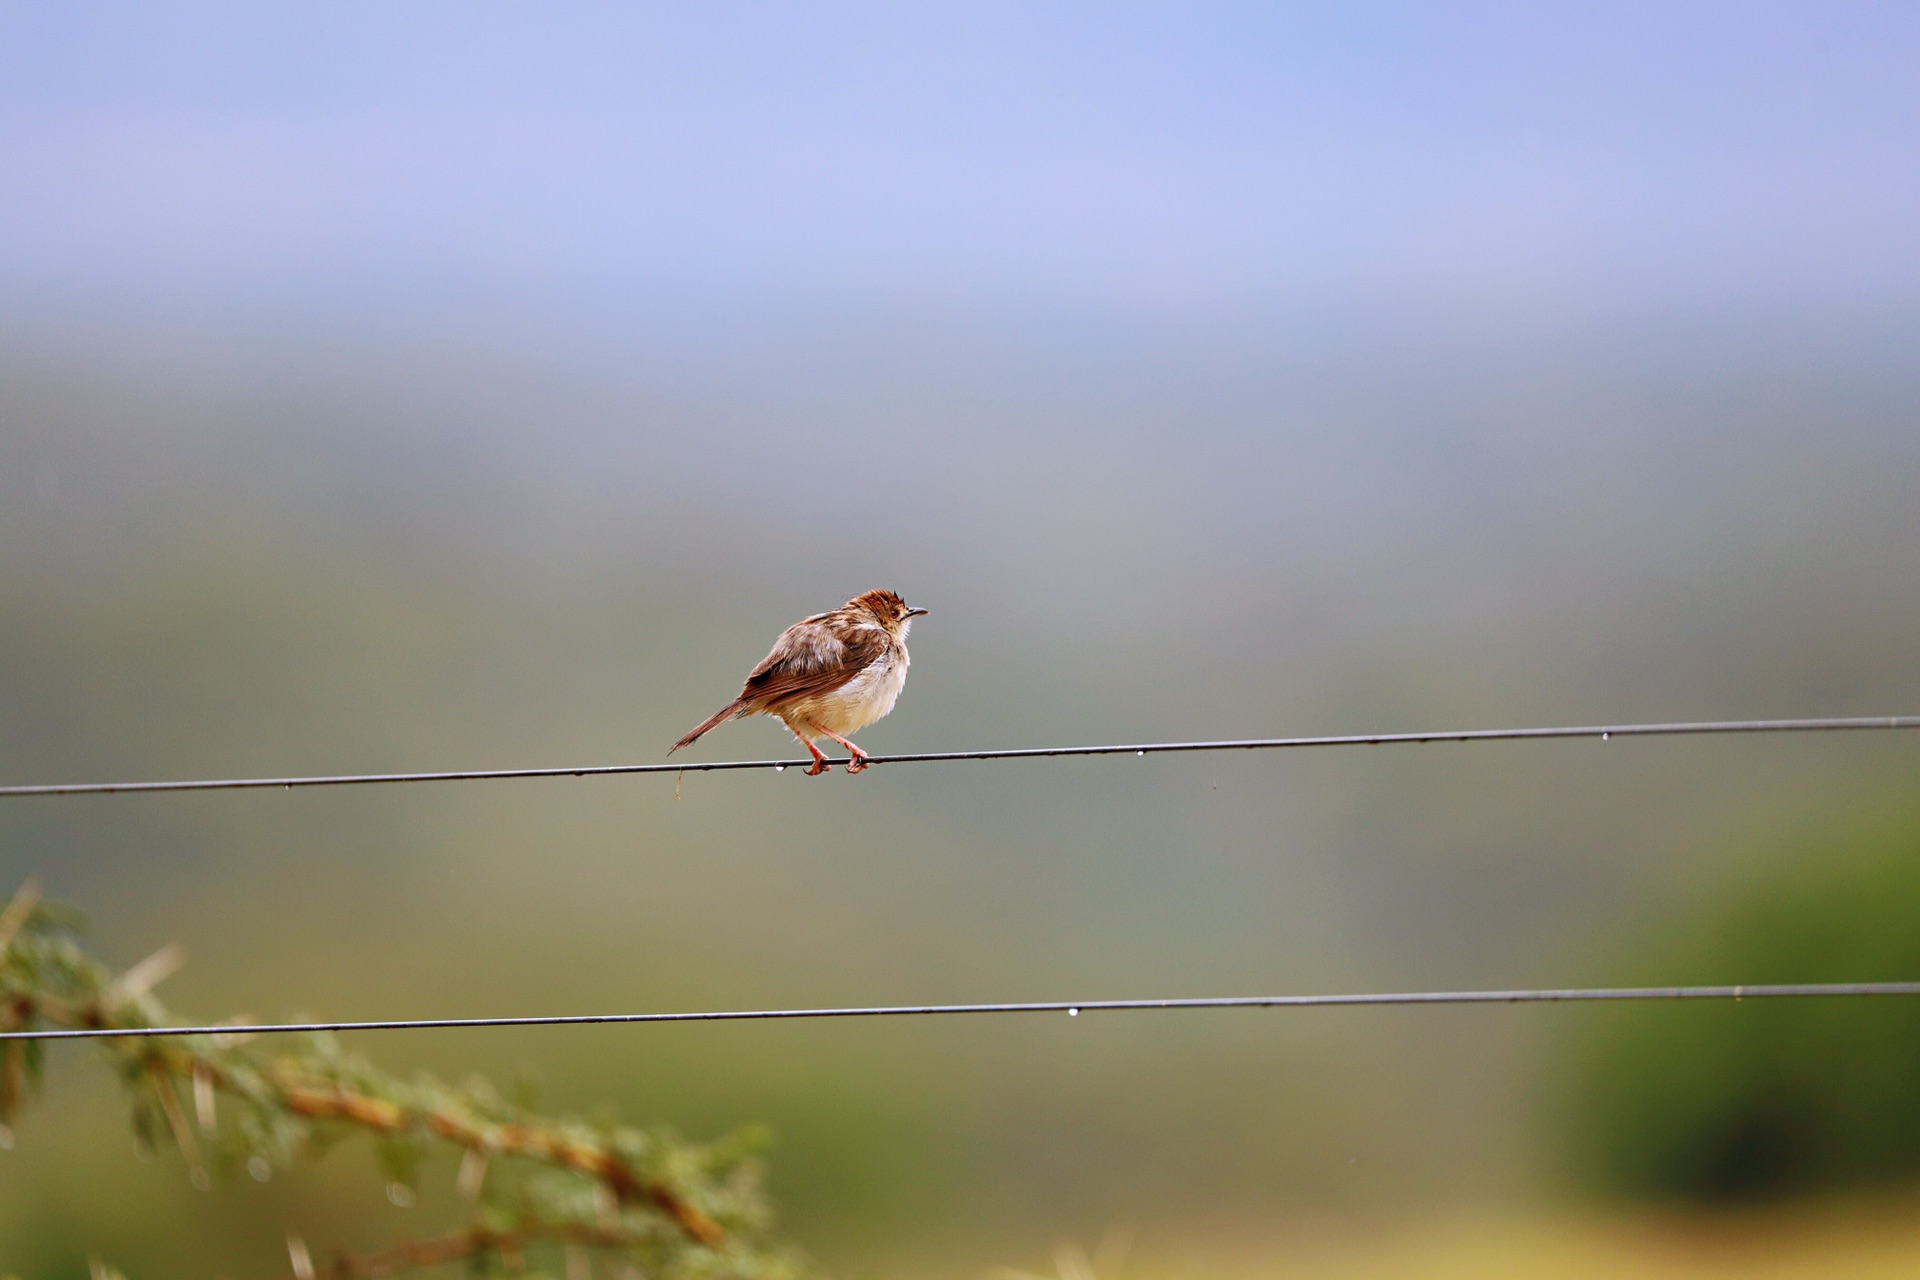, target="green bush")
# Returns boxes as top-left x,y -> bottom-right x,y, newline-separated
1556,795 -> 1920,1203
